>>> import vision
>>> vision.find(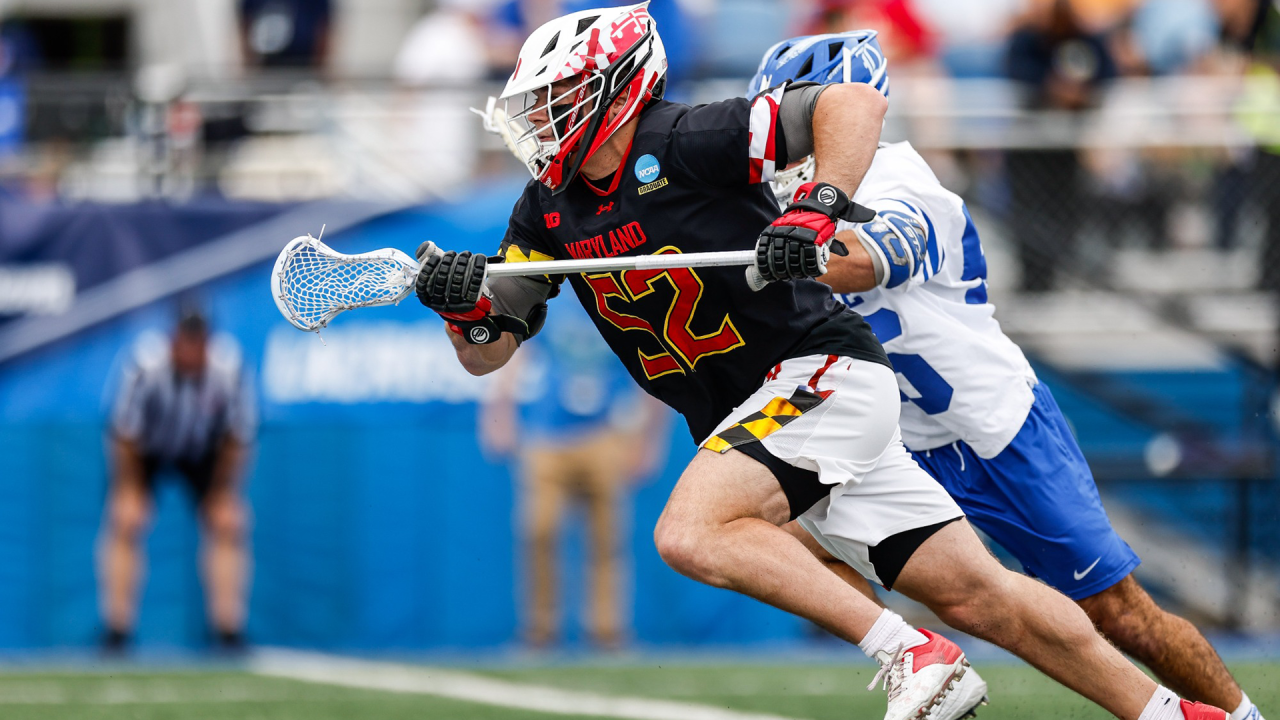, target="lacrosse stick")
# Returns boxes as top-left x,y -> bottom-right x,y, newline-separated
271,234 -> 769,332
